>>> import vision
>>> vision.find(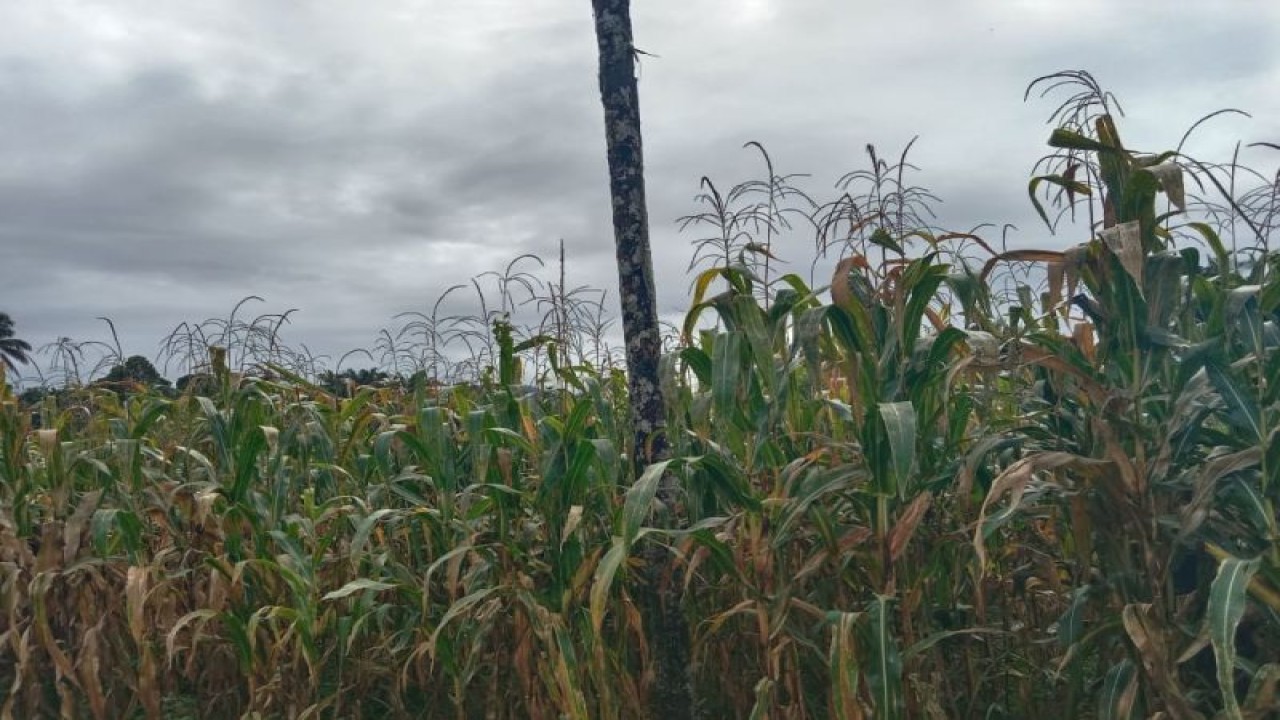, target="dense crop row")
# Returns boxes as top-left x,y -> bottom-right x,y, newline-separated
2,72 -> 1278,718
